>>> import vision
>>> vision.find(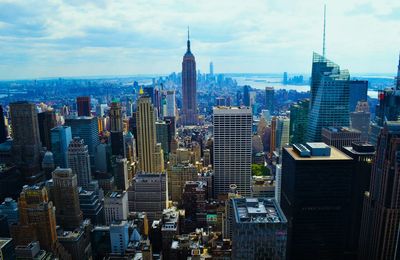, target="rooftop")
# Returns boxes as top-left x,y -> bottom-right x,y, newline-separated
232,197 -> 287,224
287,143 -> 352,161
